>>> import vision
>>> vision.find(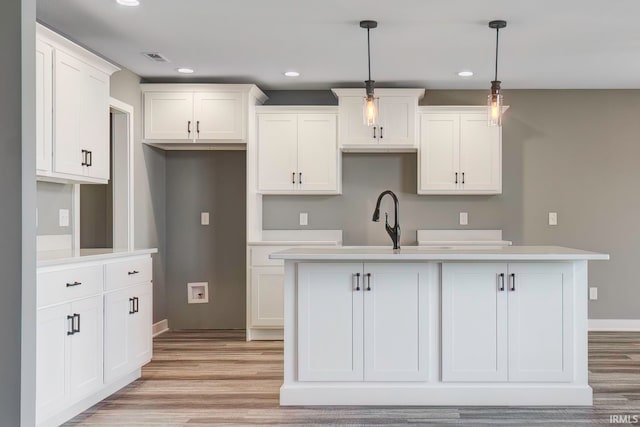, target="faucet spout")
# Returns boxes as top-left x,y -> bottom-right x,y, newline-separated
372,190 -> 401,250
